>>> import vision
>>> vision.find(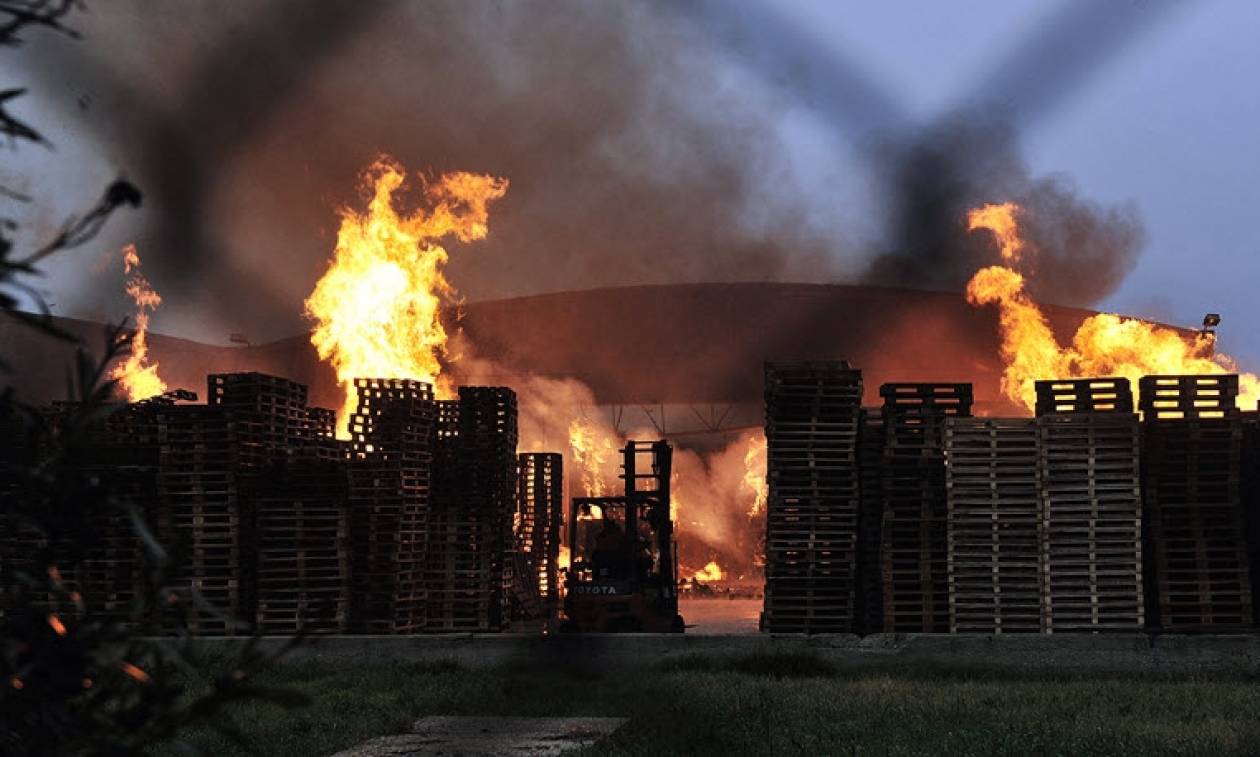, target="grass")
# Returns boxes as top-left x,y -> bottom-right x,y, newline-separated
161,652 -> 1260,756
